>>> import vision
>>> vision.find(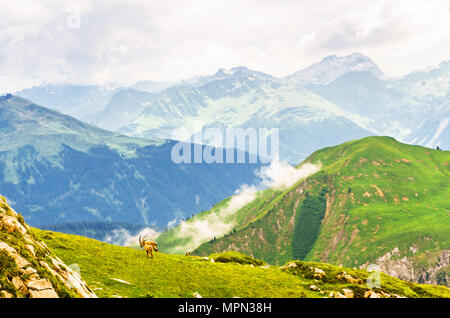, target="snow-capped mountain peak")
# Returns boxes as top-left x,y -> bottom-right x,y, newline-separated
216,66 -> 250,75
179,66 -> 274,87
286,52 -> 385,85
